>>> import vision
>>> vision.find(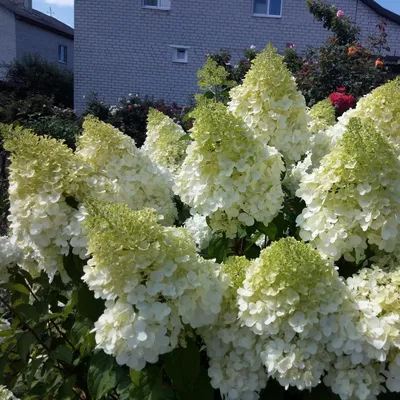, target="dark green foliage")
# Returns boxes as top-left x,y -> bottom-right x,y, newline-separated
0,94 -> 80,148
4,54 -> 73,108
84,94 -> 192,147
